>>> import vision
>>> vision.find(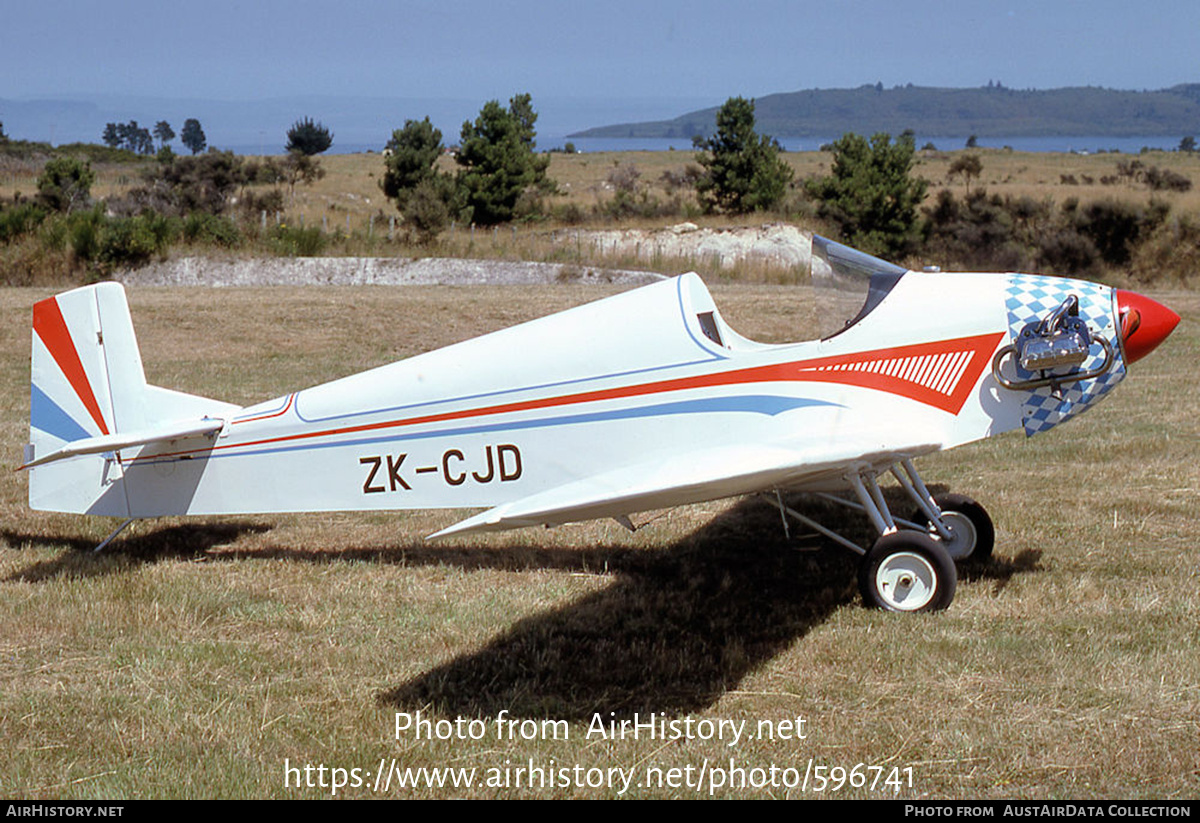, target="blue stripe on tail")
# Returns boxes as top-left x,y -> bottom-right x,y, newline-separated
31,383 -> 92,443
